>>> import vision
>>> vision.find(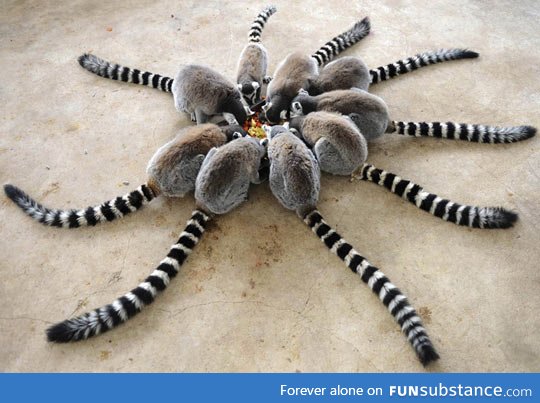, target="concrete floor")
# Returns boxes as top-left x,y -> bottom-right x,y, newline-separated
1,0 -> 538,372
